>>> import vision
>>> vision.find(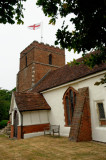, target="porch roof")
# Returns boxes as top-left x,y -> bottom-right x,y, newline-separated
14,92 -> 51,112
